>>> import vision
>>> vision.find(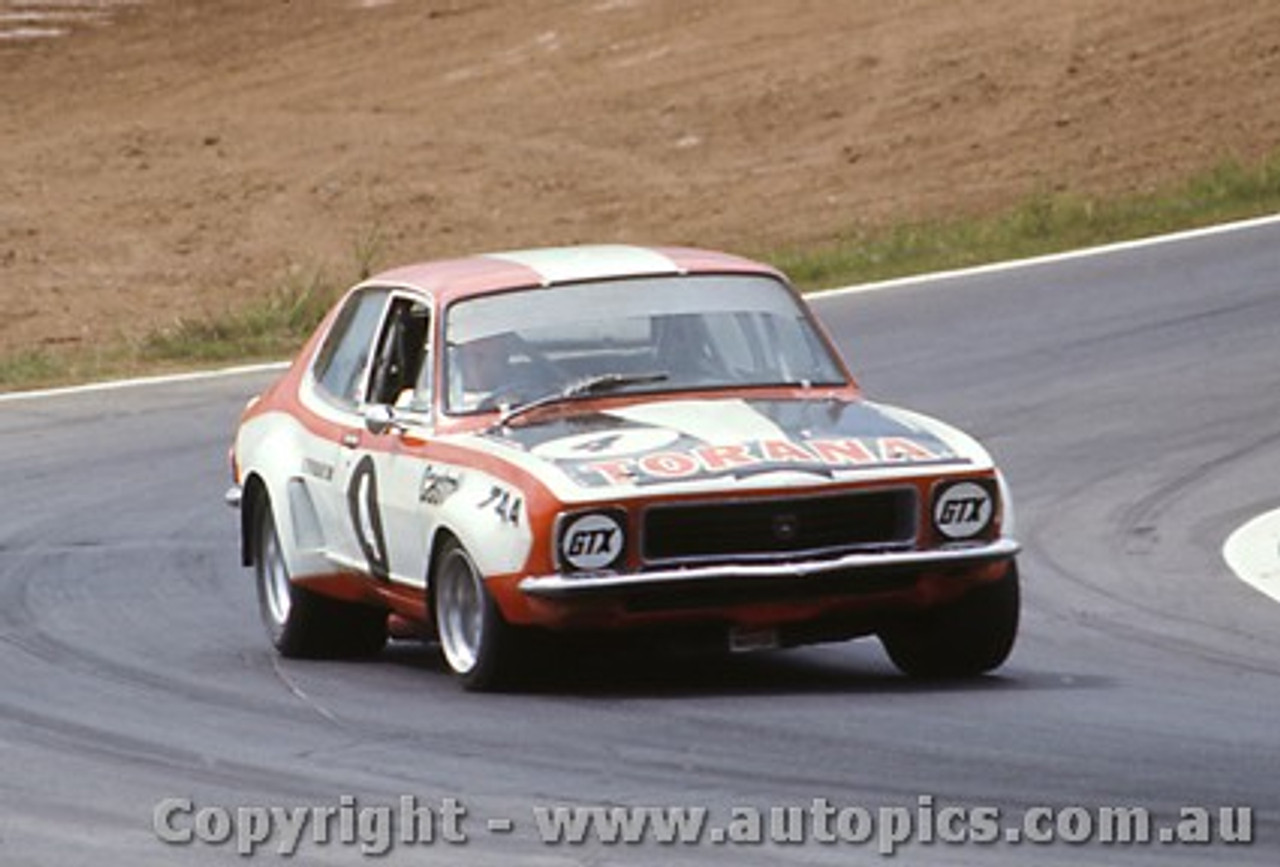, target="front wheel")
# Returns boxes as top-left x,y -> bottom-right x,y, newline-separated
432,538 -> 521,691
254,494 -> 387,659
880,562 -> 1020,678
